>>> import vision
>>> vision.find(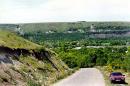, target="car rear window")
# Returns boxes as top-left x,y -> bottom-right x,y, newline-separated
111,72 -> 122,76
